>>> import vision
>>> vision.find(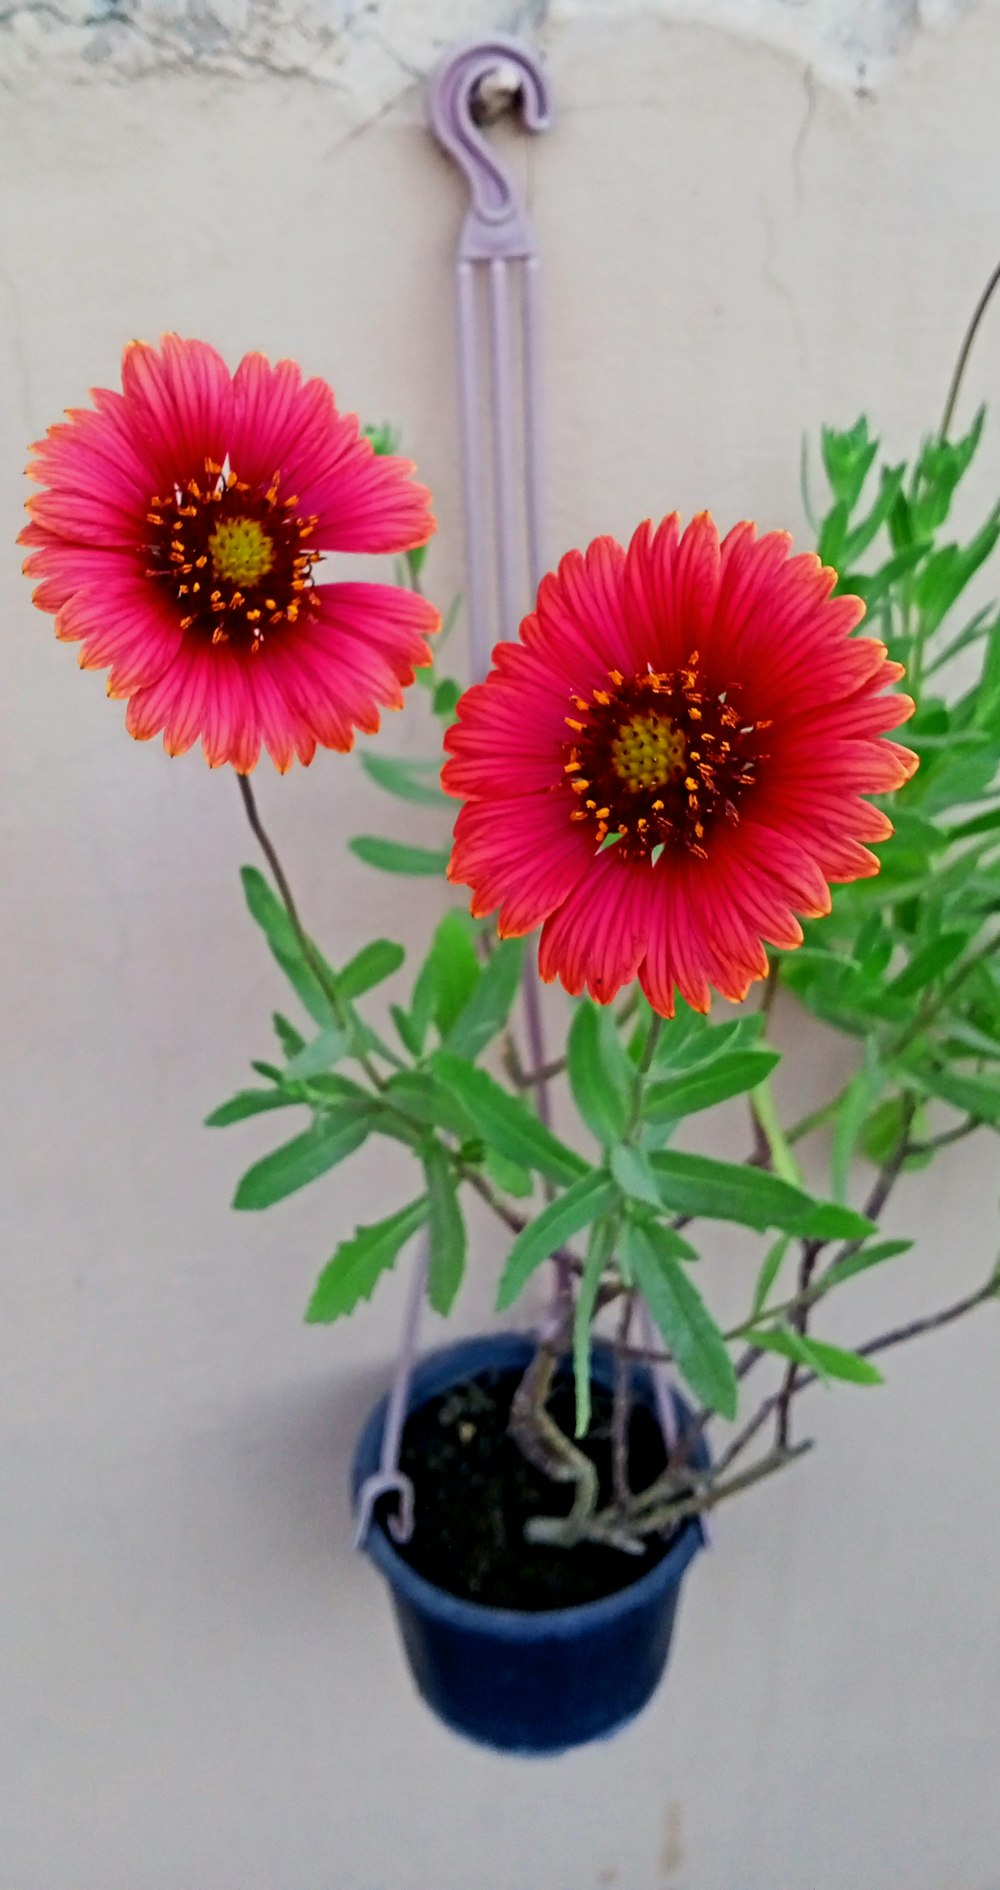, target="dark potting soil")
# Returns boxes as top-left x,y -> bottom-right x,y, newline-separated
387,1365 -> 679,1611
